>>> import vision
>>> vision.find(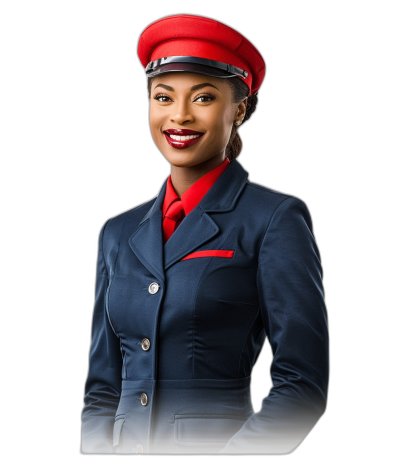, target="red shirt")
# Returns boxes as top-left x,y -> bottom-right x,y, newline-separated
162,157 -> 230,220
